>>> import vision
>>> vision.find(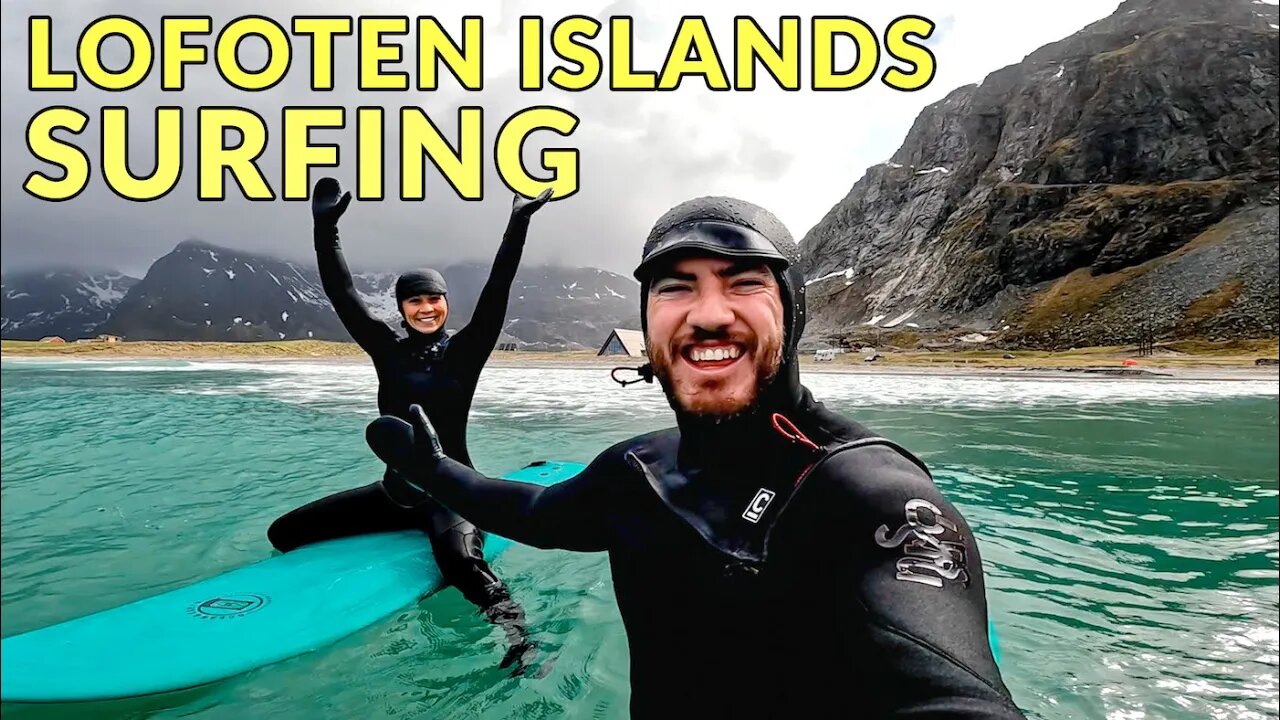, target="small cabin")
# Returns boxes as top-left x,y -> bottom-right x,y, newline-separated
38,336 -> 66,344
597,329 -> 646,357
96,334 -> 122,344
